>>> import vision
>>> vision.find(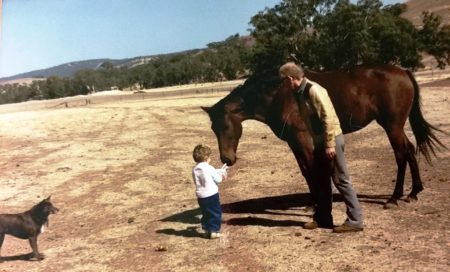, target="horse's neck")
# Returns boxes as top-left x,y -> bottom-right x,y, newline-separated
229,107 -> 266,124
247,109 -> 268,123
304,70 -> 325,82
239,96 -> 272,123
227,76 -> 283,124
